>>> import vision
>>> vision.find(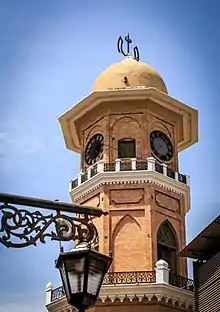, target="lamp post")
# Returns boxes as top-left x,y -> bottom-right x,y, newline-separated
0,193 -> 112,311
